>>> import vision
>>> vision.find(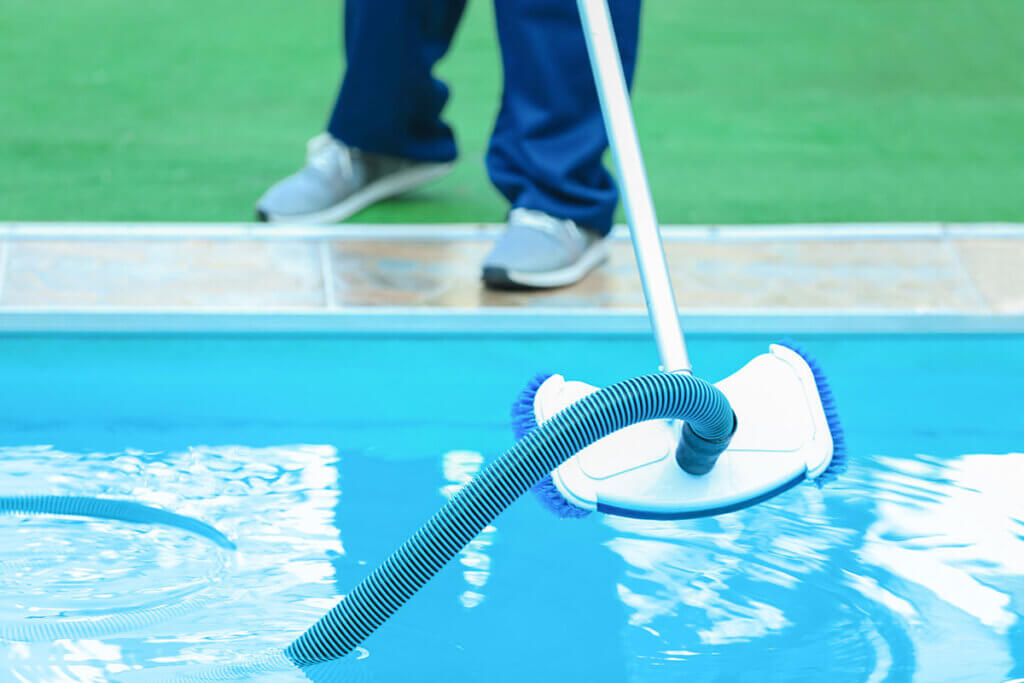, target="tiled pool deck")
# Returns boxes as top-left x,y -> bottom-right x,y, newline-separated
0,222 -> 1021,333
